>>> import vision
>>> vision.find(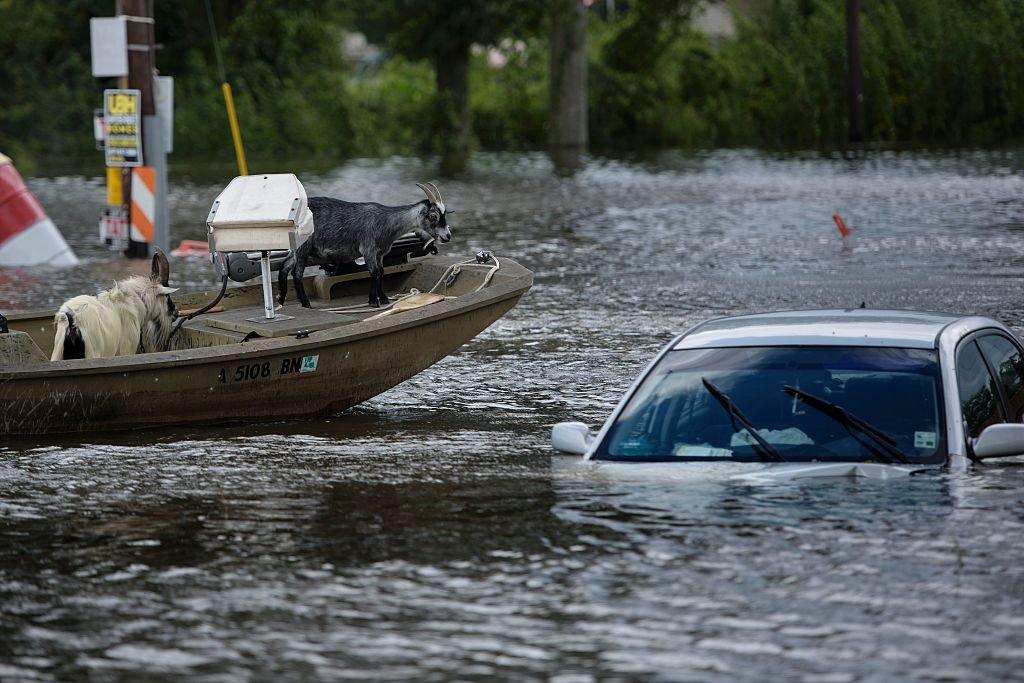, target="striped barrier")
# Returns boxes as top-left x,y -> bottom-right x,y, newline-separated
130,166 -> 155,244
0,154 -> 78,267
